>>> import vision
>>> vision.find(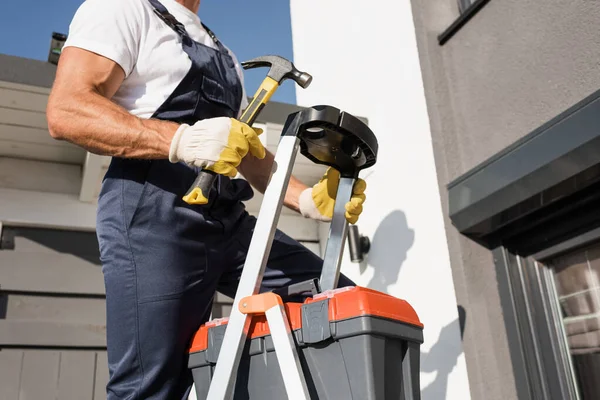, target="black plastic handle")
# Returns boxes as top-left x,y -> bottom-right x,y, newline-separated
182,96 -> 261,205
182,169 -> 219,205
